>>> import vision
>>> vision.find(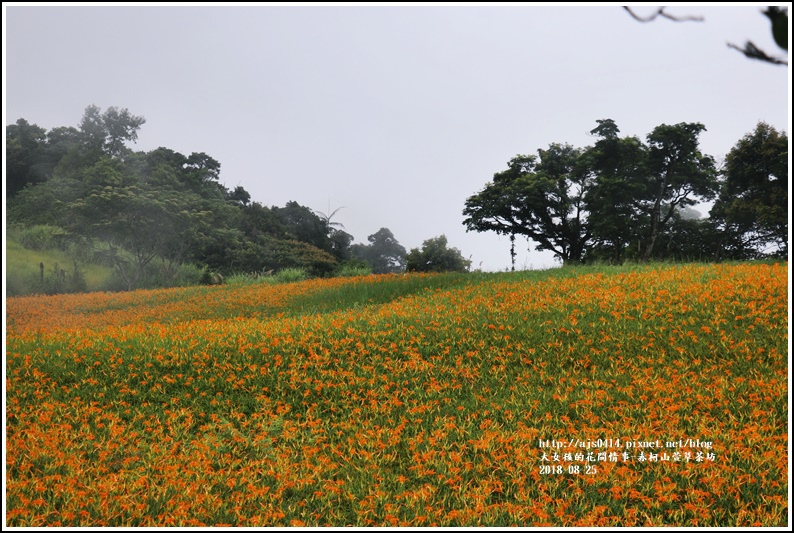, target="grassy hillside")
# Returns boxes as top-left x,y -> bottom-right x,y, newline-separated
5,233 -> 115,296
5,262 -> 788,526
